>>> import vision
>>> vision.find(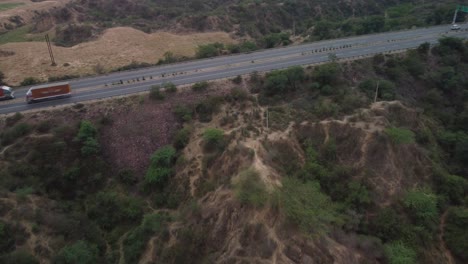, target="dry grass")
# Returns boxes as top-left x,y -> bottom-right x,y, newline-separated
0,27 -> 236,85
